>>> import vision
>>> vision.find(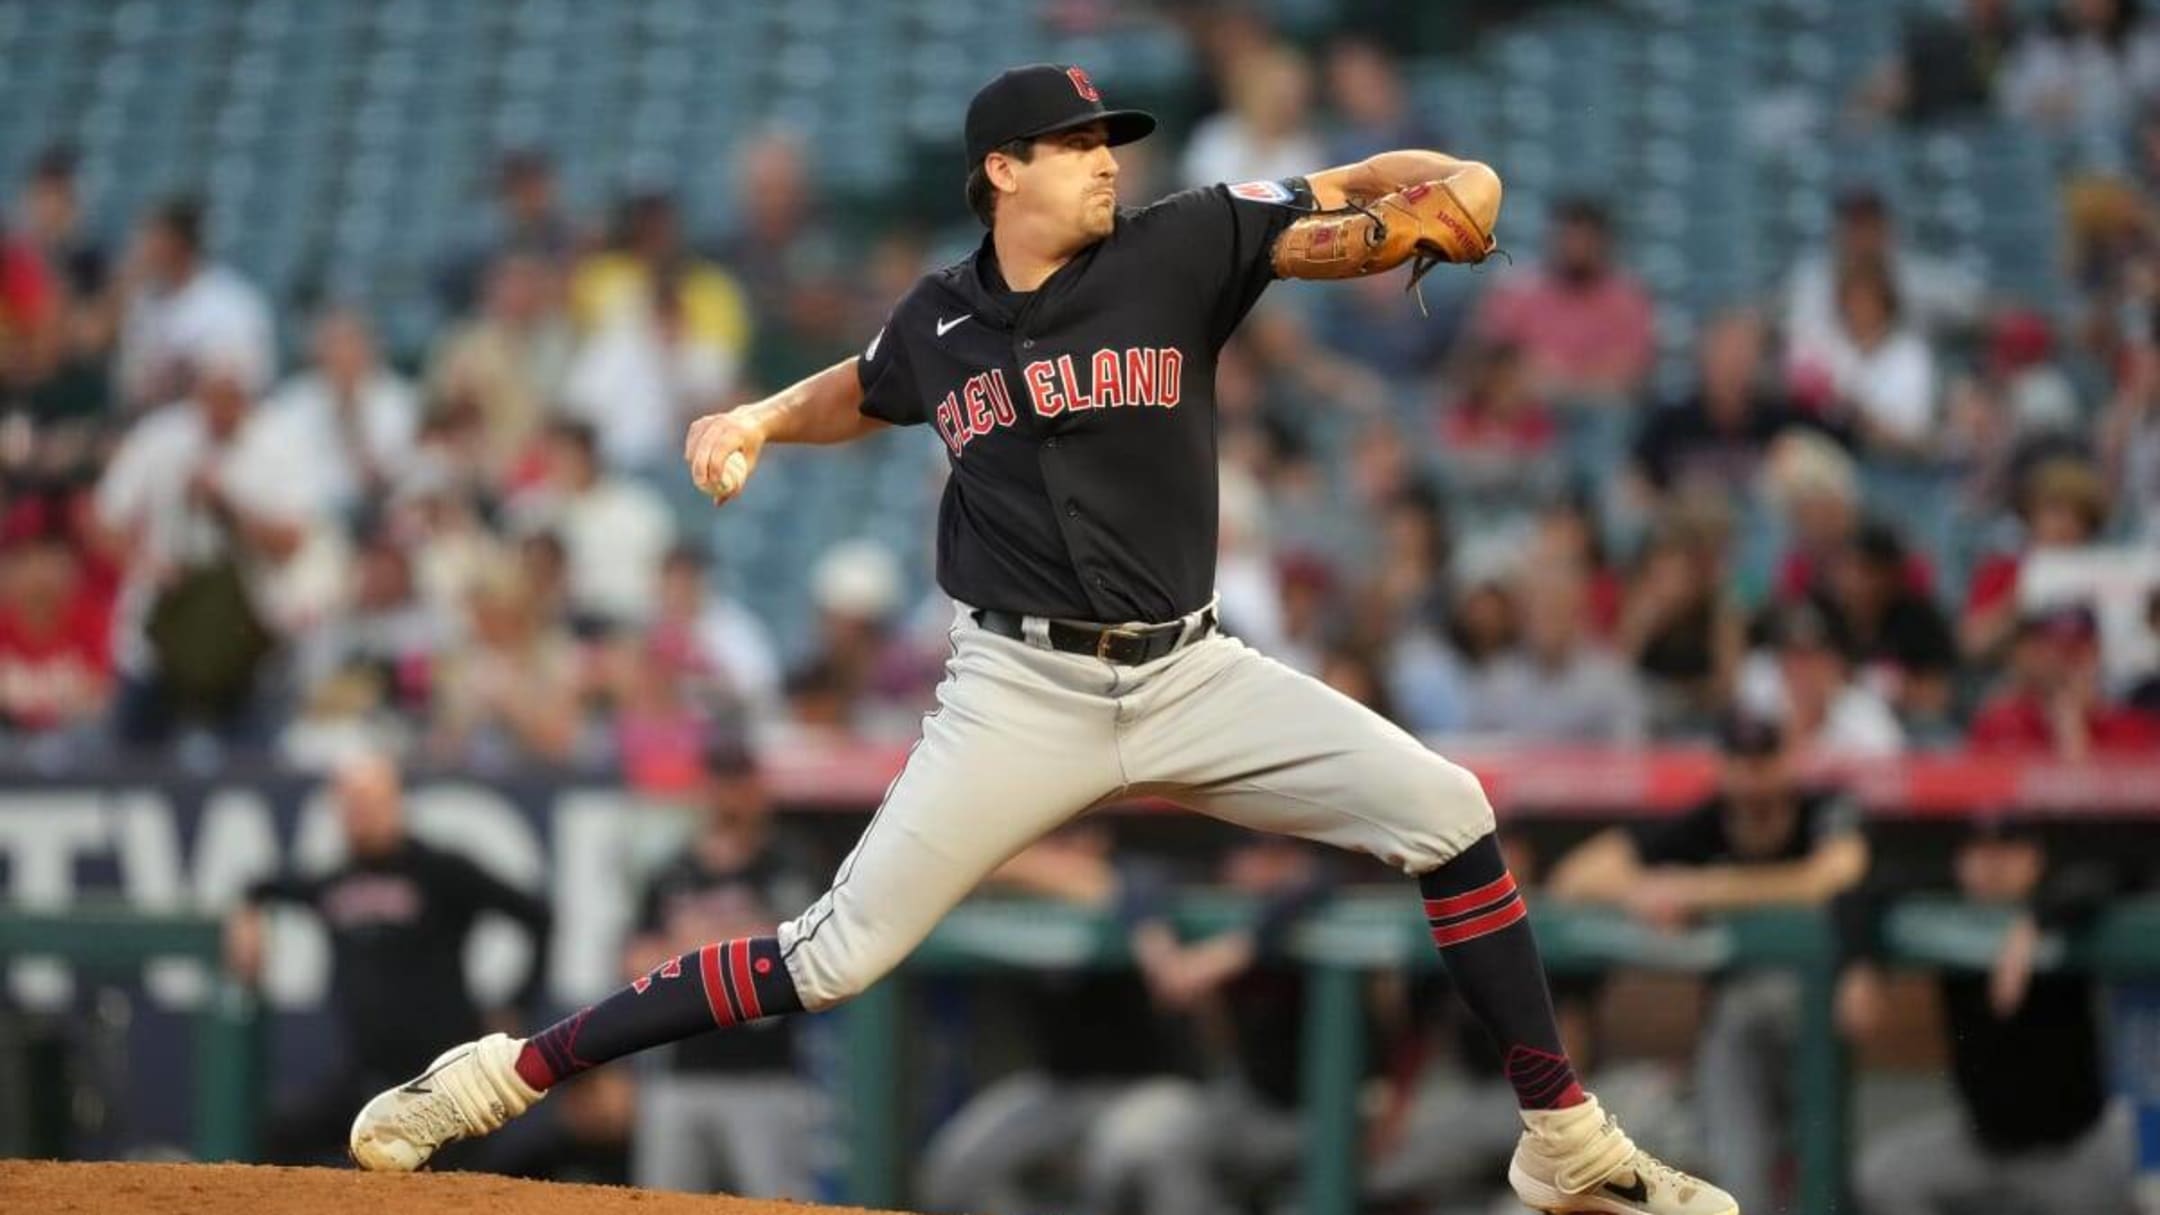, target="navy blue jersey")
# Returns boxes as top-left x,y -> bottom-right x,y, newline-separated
858,179 -> 1311,623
